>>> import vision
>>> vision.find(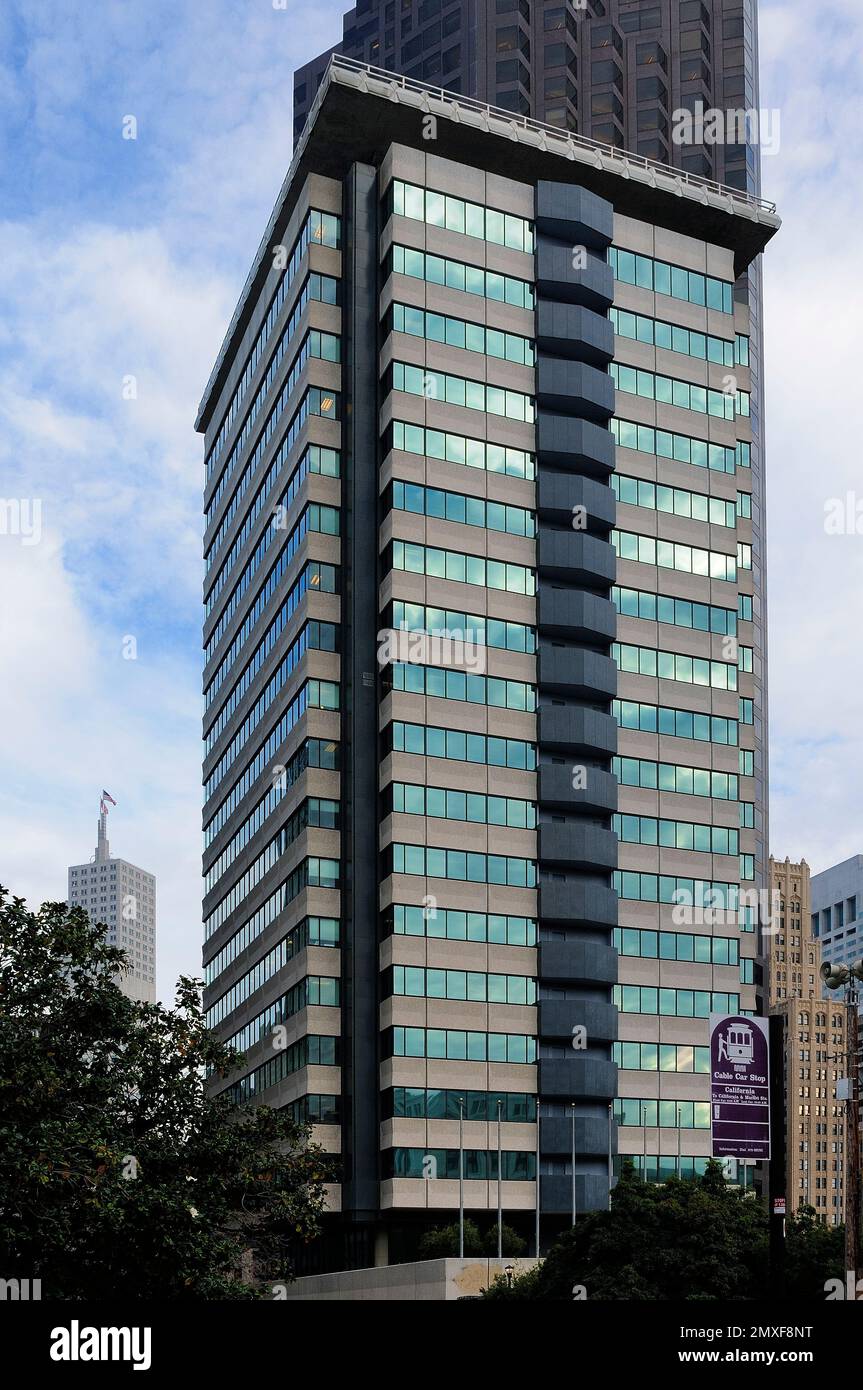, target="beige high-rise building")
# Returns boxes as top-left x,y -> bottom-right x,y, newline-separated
769,856 -> 847,1225
68,799 -> 157,1005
